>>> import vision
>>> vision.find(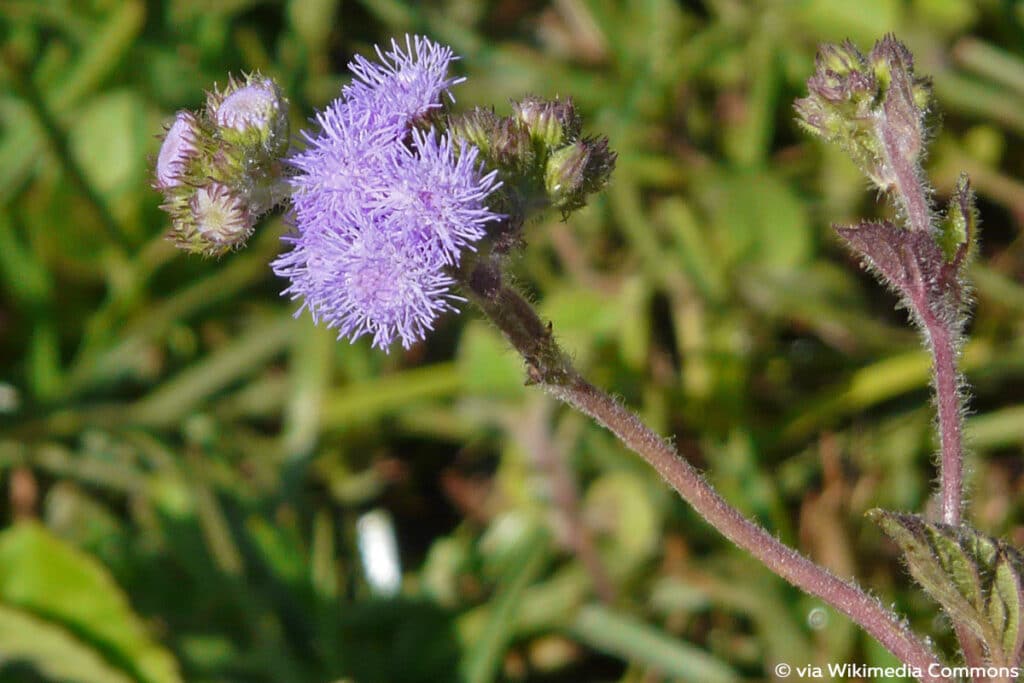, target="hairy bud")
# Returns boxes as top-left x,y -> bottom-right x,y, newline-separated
544,137 -> 616,215
154,73 -> 290,257
795,35 -> 931,193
